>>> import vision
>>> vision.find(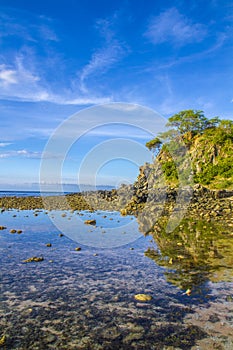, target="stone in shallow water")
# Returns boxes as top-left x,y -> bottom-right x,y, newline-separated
84,219 -> 96,225
23,256 -> 44,263
134,294 -> 152,301
0,335 -> 6,346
